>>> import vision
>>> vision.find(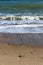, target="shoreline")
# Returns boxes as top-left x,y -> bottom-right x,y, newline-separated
0,33 -> 43,46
